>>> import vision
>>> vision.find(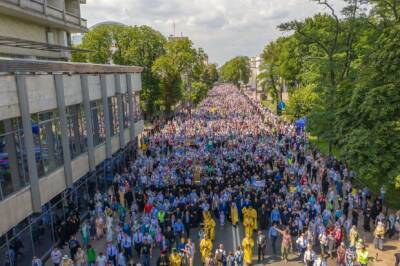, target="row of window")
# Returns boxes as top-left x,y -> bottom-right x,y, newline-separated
0,92 -> 140,200
0,142 -> 137,266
